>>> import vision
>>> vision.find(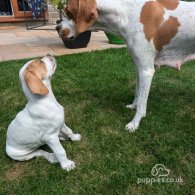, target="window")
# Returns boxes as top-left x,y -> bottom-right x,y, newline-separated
0,0 -> 13,16
17,0 -> 30,11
